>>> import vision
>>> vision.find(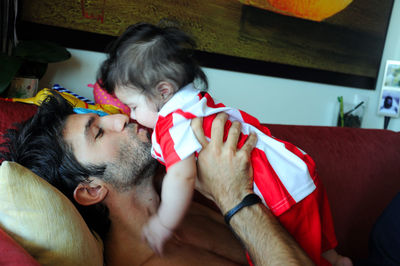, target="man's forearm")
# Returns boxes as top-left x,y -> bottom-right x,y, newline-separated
229,202 -> 314,266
